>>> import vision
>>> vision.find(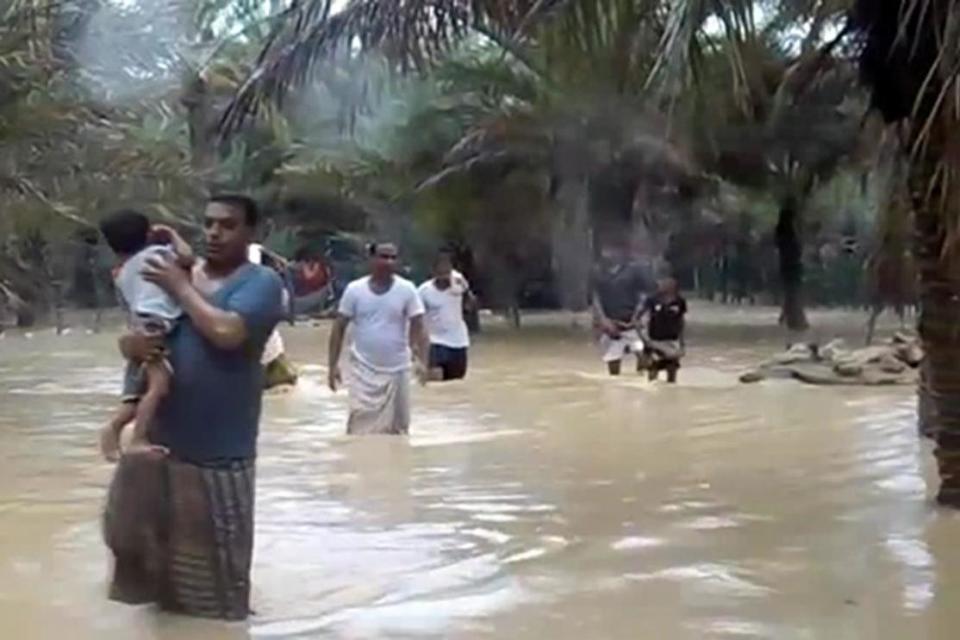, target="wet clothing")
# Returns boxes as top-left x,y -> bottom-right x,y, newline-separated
105,455 -> 255,620
154,263 -> 284,463
601,329 -> 645,363
429,344 -> 468,380
115,245 -> 181,402
642,294 -> 687,383
420,273 -> 471,381
338,276 -> 425,373
105,260 -> 282,621
644,295 -> 687,342
590,263 -> 651,323
418,273 -> 471,349
346,352 -> 411,435
116,245 -> 183,328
